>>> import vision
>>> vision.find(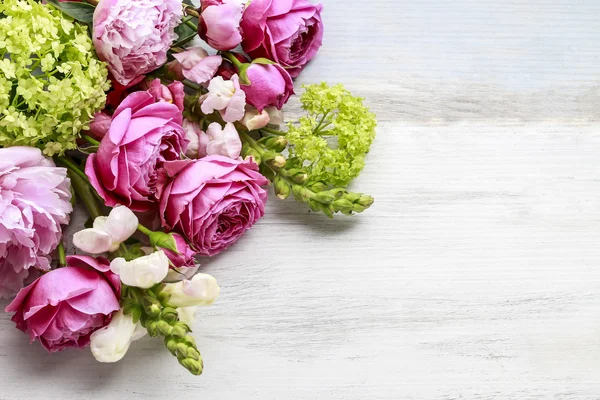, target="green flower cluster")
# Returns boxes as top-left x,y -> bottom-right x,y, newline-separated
0,0 -> 110,155
285,83 -> 377,187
